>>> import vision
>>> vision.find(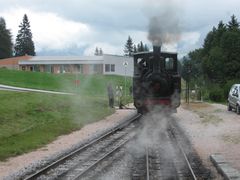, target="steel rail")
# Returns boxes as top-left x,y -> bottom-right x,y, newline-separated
178,143 -> 198,180
145,147 -> 150,180
169,123 -> 198,180
24,113 -> 141,180
72,133 -> 136,180
57,130 -> 133,179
